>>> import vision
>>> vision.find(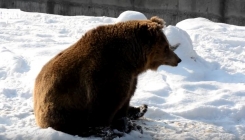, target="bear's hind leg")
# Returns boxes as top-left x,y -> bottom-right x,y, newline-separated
45,109 -> 92,137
